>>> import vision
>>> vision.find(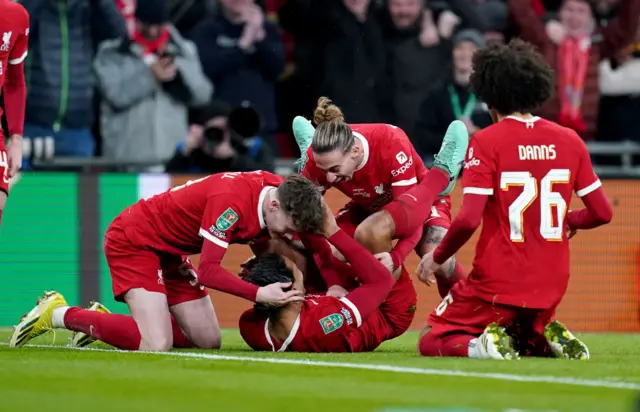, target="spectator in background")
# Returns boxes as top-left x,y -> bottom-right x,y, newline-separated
383,0 -> 452,135
509,0 -> 640,139
95,0 -> 212,164
279,0 -> 390,124
598,21 -> 640,142
413,29 -> 492,161
19,0 -> 125,158
189,0 -> 285,154
165,101 -> 275,173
